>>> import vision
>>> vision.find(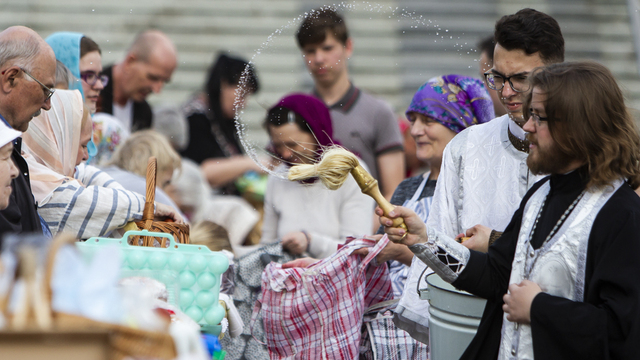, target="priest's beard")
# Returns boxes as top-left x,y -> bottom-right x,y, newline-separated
526,134 -> 576,175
